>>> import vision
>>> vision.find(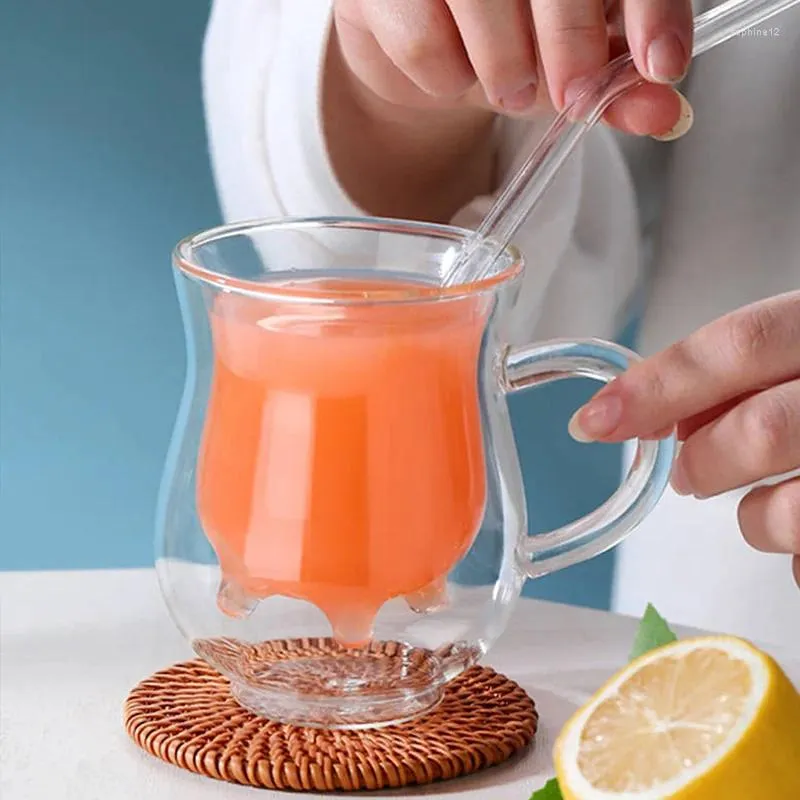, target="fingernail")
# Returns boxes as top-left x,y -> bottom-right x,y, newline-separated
646,32 -> 689,83
497,81 -> 538,112
651,90 -> 694,142
568,393 -> 623,442
670,459 -> 693,496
